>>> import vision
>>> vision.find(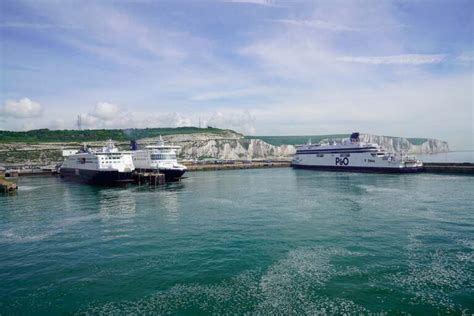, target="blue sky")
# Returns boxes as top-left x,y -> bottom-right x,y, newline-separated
0,0 -> 472,149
